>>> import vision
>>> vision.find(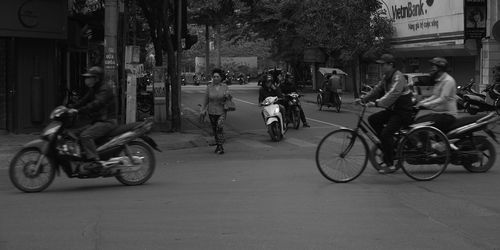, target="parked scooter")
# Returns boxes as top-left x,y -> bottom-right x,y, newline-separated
9,106 -> 161,192
461,80 -> 500,115
261,96 -> 286,141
